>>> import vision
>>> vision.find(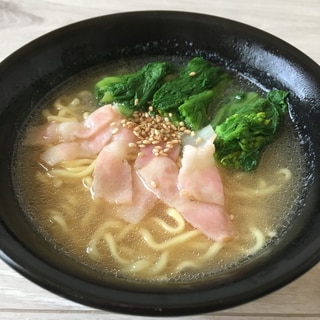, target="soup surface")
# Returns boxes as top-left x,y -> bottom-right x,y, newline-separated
13,56 -> 306,282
